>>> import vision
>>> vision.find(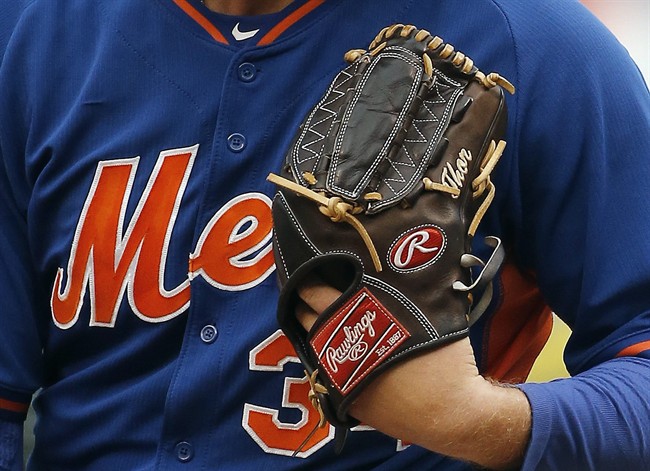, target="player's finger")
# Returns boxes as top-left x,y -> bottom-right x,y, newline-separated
295,299 -> 318,331
296,274 -> 341,315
